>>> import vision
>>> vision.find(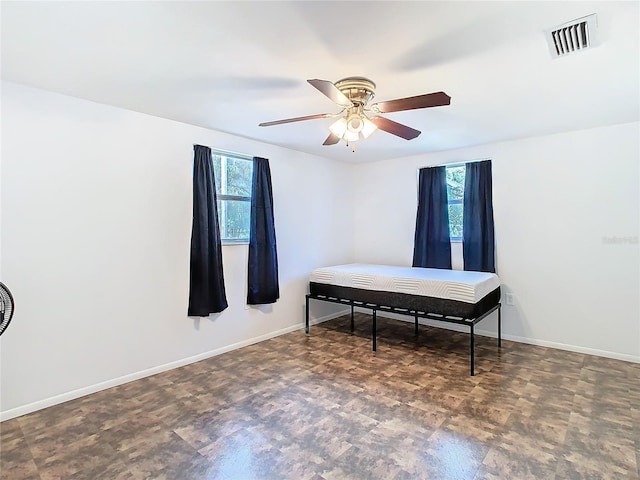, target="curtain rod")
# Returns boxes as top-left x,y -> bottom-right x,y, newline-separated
193,144 -> 254,161
418,157 -> 492,170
